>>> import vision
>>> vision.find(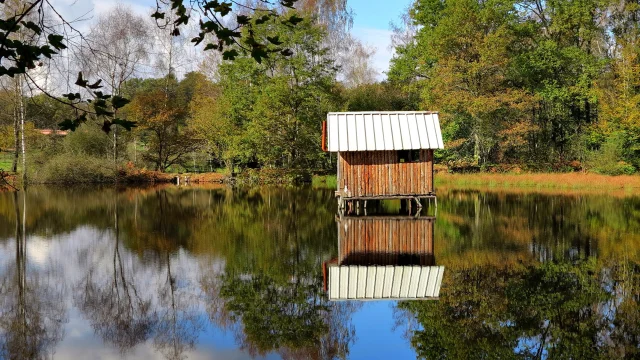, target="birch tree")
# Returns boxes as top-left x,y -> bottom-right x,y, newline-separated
78,5 -> 151,166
